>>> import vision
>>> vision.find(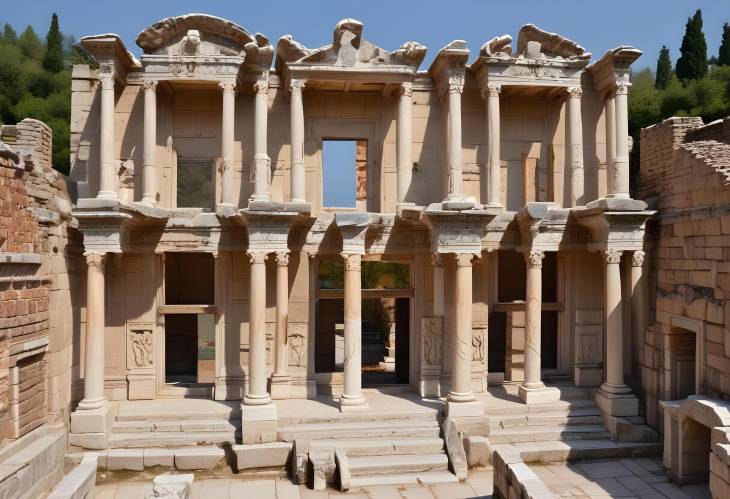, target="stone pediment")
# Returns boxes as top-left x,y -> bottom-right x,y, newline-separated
275,18 -> 426,78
